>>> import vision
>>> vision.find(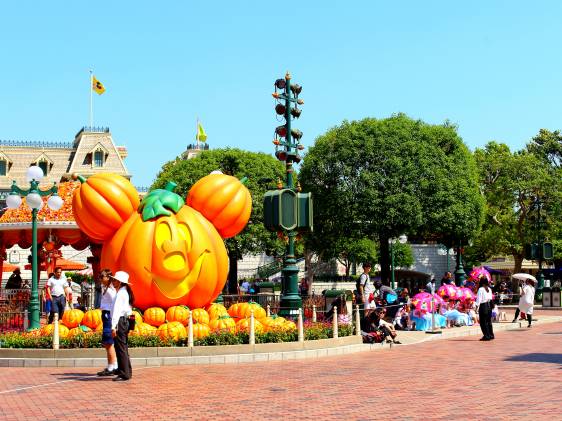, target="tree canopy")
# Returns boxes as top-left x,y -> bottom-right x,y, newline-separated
299,113 -> 483,283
